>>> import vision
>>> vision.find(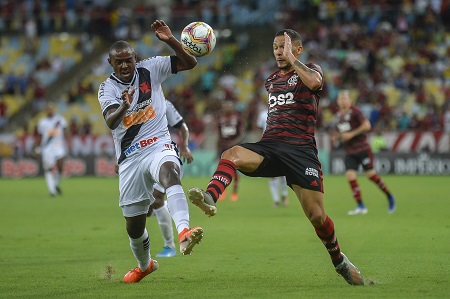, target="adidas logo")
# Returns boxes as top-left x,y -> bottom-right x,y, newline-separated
310,180 -> 318,187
